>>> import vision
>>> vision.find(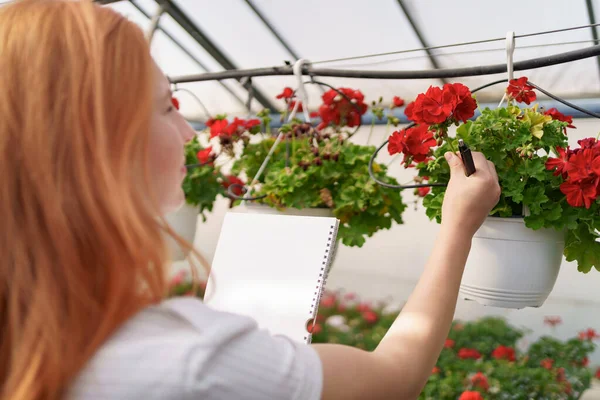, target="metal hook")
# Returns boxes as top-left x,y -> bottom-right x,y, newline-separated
292,59 -> 311,123
499,31 -> 516,107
